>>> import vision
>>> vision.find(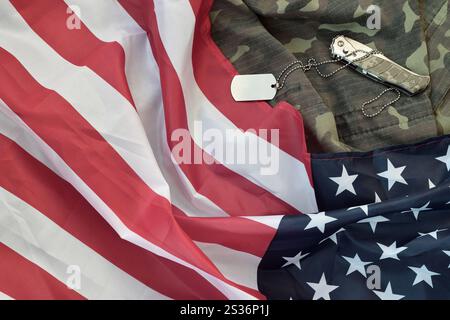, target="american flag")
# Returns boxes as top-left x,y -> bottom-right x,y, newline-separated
0,0 -> 317,300
0,0 -> 448,300
261,136 -> 450,300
